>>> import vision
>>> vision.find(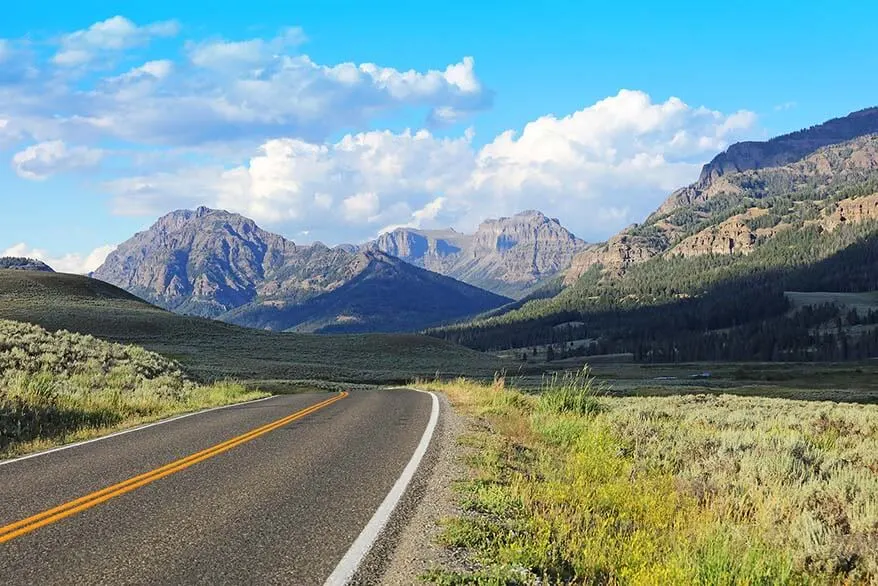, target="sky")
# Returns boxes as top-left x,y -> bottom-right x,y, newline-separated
1,0 -> 877,273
